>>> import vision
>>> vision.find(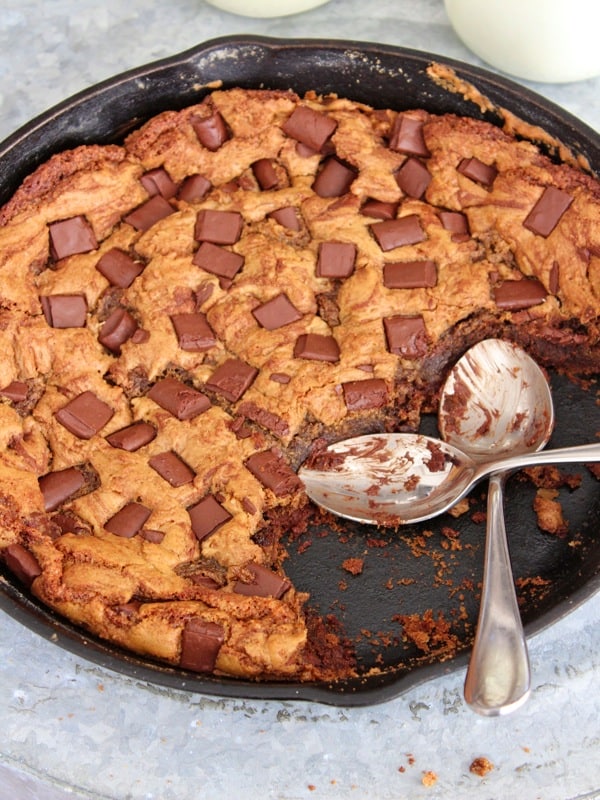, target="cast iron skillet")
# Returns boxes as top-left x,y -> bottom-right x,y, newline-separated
0,36 -> 599,706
